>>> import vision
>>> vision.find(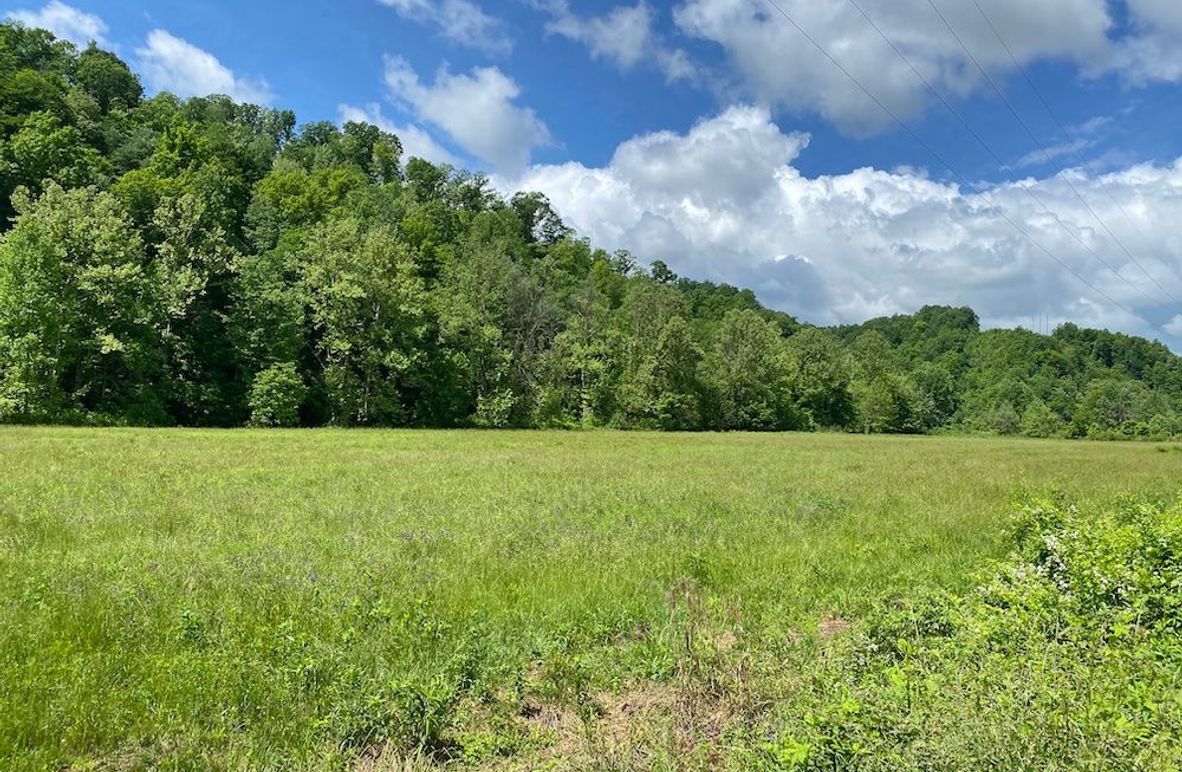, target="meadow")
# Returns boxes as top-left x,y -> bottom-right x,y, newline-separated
2,429 -> 1180,770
